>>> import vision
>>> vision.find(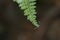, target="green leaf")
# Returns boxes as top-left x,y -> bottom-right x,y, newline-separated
13,0 -> 40,28
30,2 -> 36,6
